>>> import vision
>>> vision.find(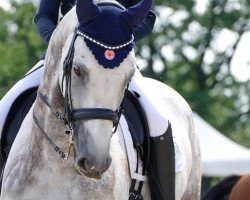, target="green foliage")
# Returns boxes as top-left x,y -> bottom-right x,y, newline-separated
0,0 -> 46,98
136,0 -> 250,146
